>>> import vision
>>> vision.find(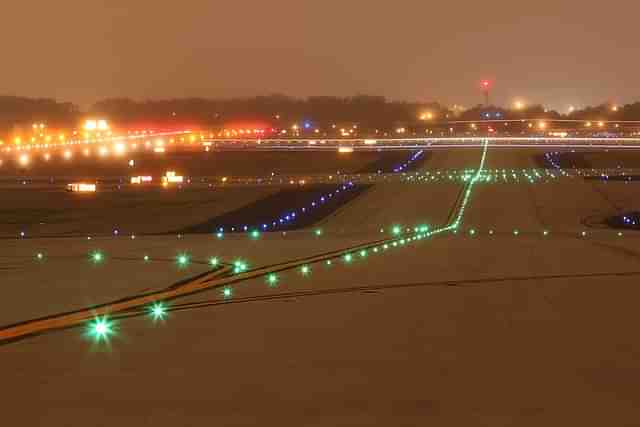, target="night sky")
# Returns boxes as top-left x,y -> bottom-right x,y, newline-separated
3,1 -> 639,110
